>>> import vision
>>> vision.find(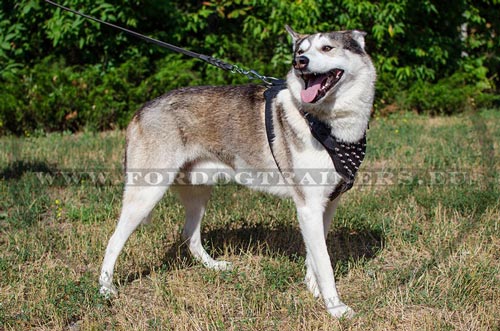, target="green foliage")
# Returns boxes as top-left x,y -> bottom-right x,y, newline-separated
1,0 -> 499,134
400,58 -> 500,115
0,54 -> 208,134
